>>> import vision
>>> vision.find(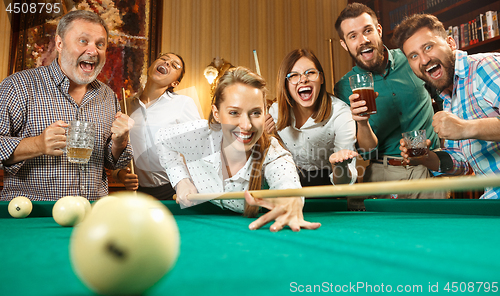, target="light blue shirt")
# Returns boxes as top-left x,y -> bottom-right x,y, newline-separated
438,50 -> 500,199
